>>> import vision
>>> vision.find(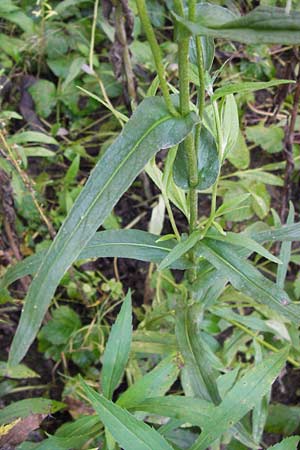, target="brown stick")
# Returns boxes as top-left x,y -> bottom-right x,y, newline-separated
281,63 -> 300,222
